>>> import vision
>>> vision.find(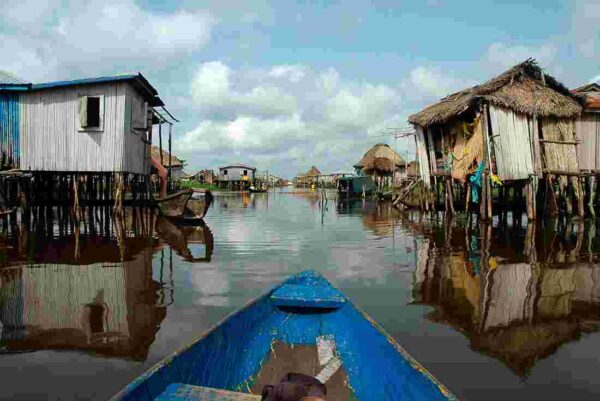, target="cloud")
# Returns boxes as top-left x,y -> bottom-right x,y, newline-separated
268,65 -> 307,83
0,0 -> 216,81
177,62 -> 404,174
191,62 -> 298,118
485,42 -> 557,69
401,66 -> 474,106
